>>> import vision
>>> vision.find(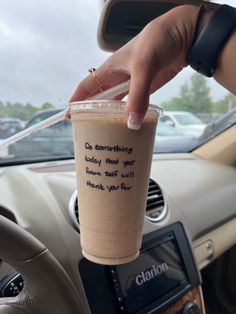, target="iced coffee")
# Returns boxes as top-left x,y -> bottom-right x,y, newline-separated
70,100 -> 159,265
